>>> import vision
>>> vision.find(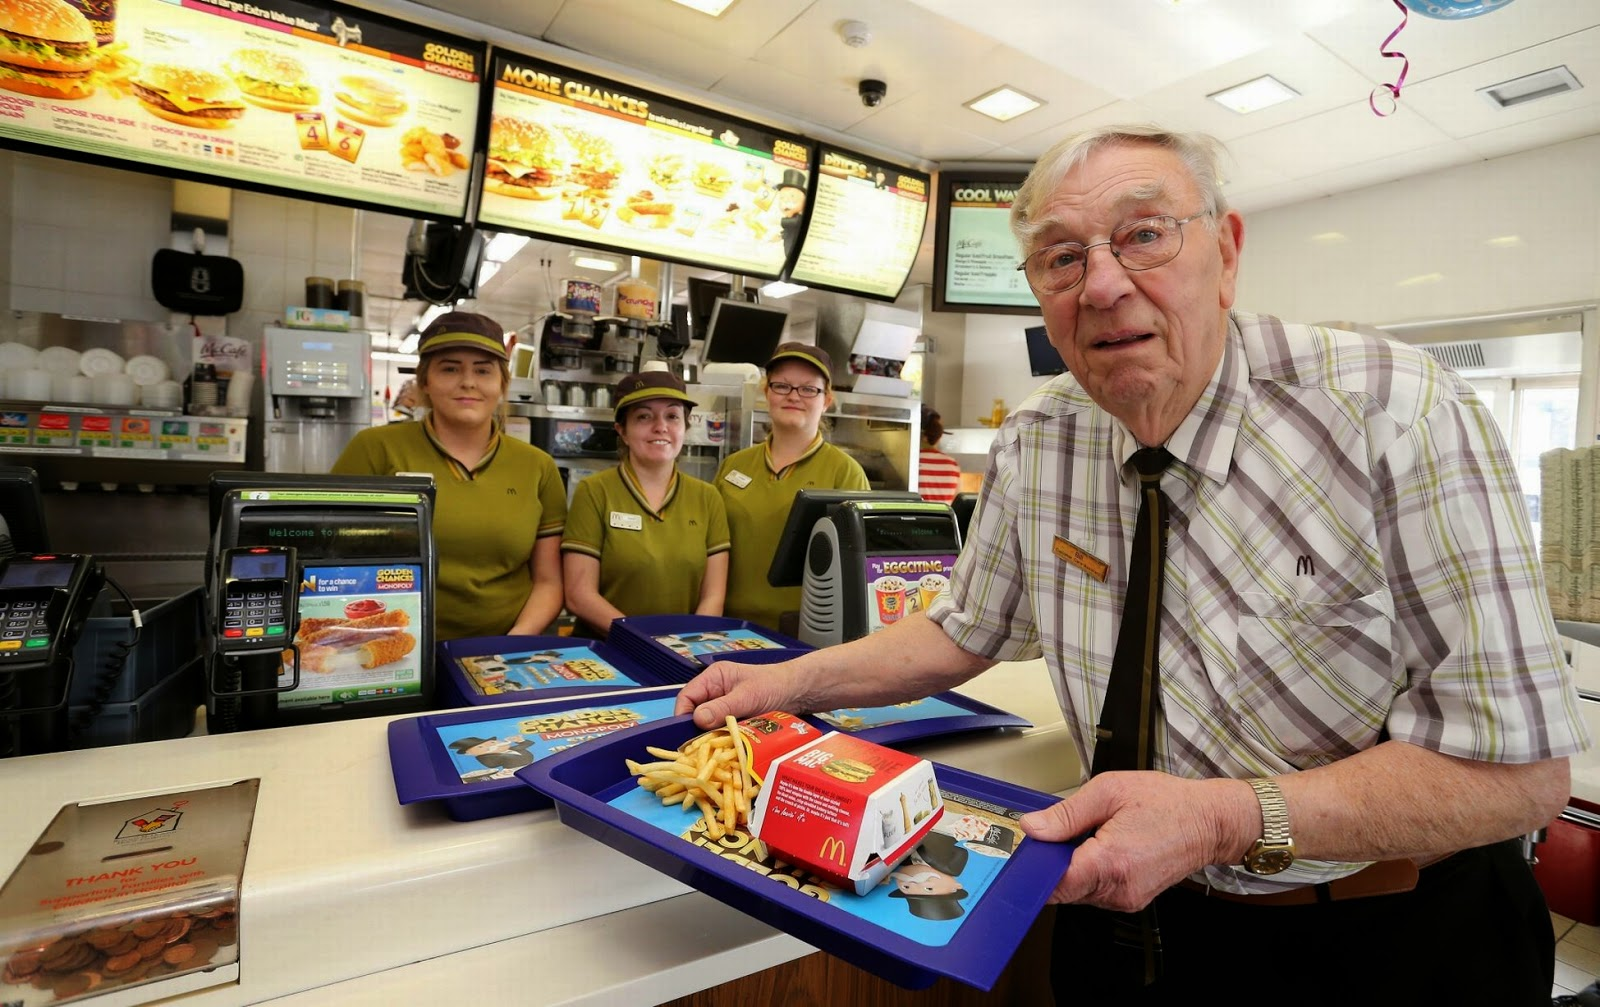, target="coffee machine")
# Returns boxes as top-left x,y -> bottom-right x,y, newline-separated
262,327 -> 371,473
